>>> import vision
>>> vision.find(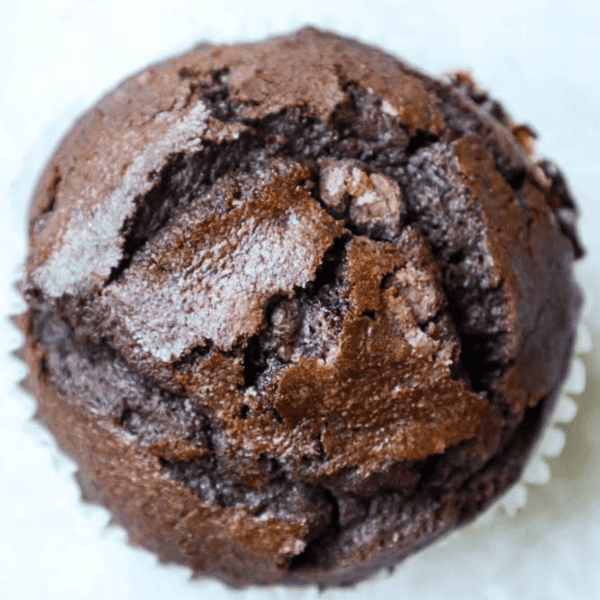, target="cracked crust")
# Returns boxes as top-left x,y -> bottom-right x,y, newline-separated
22,27 -> 583,587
